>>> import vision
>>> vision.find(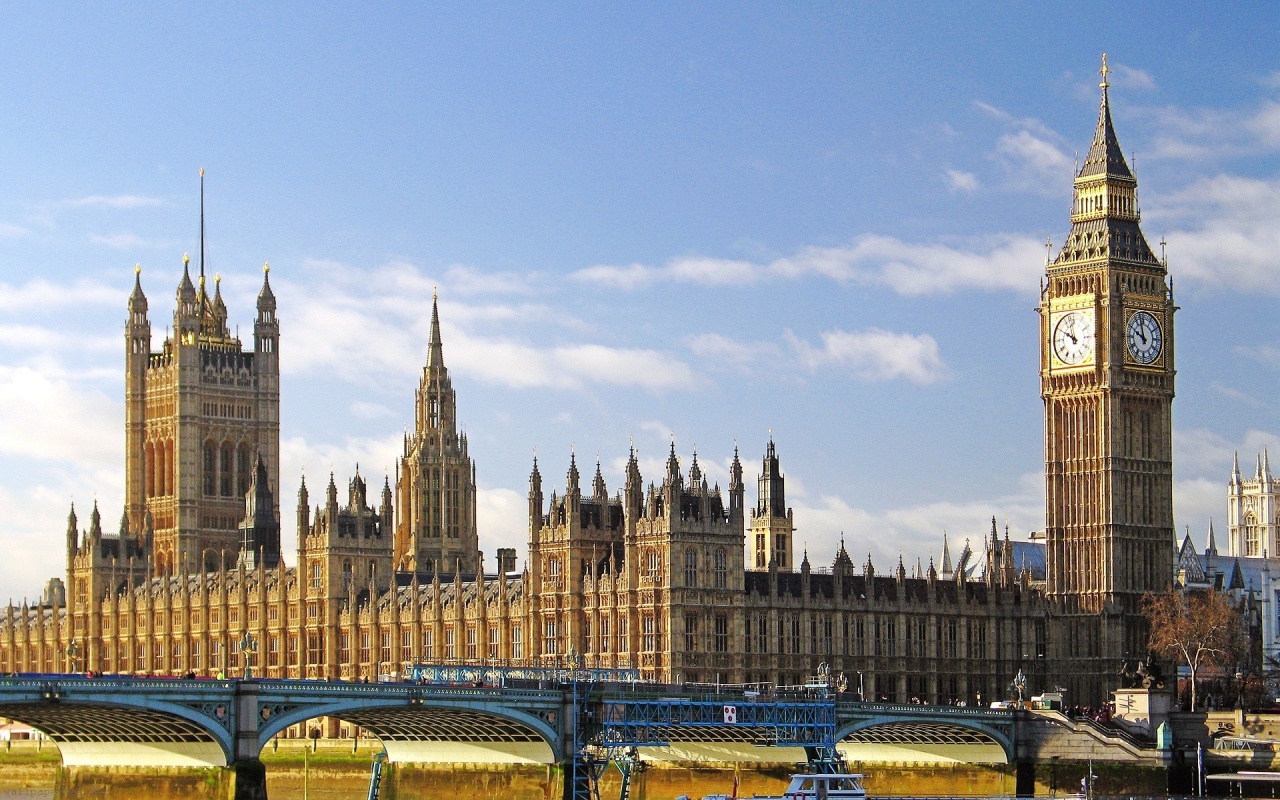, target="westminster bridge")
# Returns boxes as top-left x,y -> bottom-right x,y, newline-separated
0,670 -> 1161,799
